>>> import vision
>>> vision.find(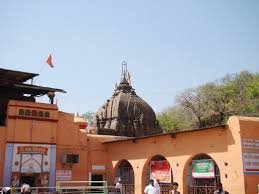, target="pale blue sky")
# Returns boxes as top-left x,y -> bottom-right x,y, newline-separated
0,0 -> 259,114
